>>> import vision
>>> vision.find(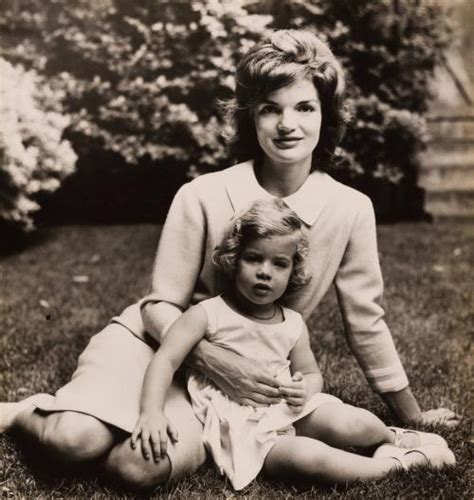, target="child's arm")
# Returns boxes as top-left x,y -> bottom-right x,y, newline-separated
279,322 -> 323,411
131,304 -> 208,462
